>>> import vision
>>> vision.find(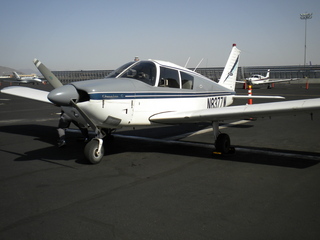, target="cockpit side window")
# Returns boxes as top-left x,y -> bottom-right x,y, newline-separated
180,72 -> 194,89
158,67 -> 180,88
118,61 -> 156,86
